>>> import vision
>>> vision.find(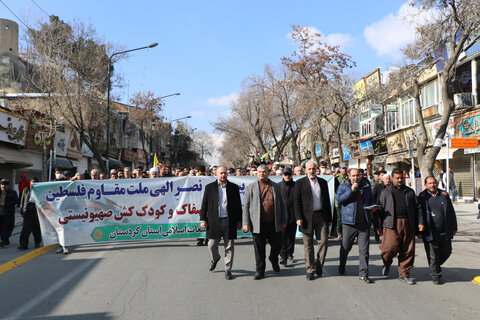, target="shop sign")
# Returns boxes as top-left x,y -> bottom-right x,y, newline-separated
450,138 -> 479,148
122,149 -> 138,162
0,109 -> 26,146
82,141 -> 94,158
